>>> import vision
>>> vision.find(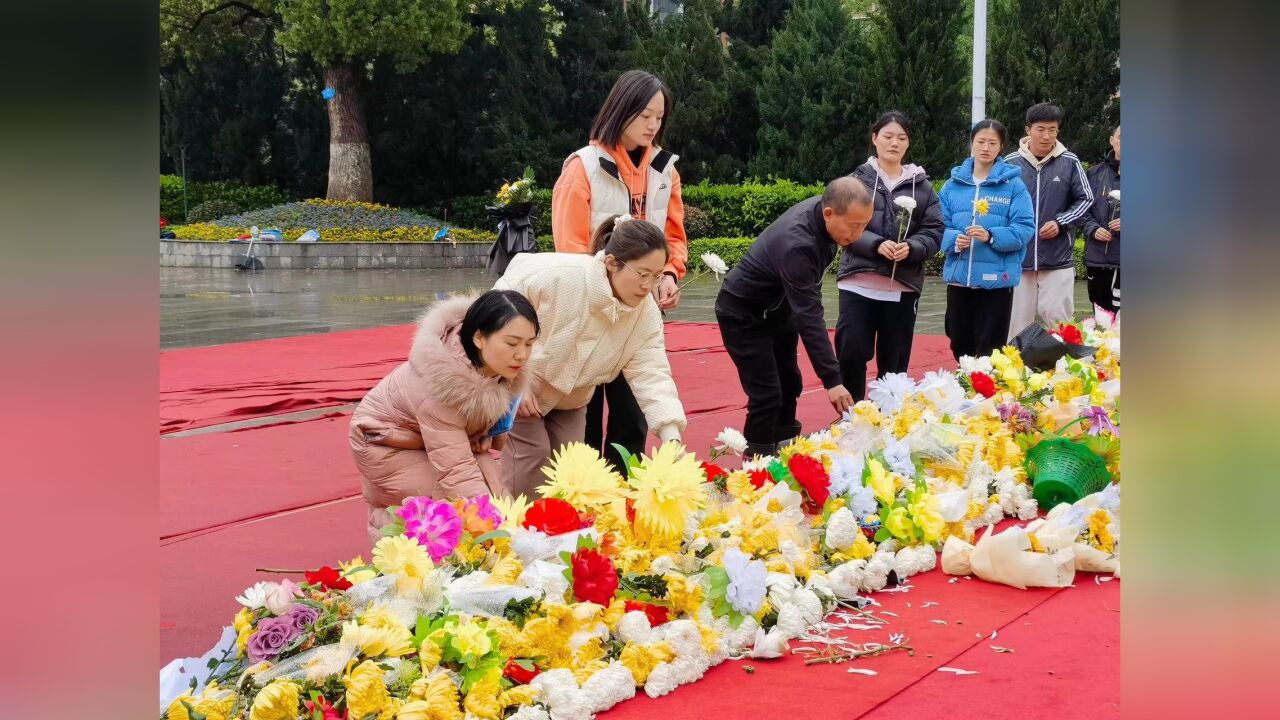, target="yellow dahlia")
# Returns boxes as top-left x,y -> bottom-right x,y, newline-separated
342,619 -> 415,657
344,660 -> 390,719
538,442 -> 625,507
452,620 -> 493,658
372,535 -> 435,593
627,442 -> 708,543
